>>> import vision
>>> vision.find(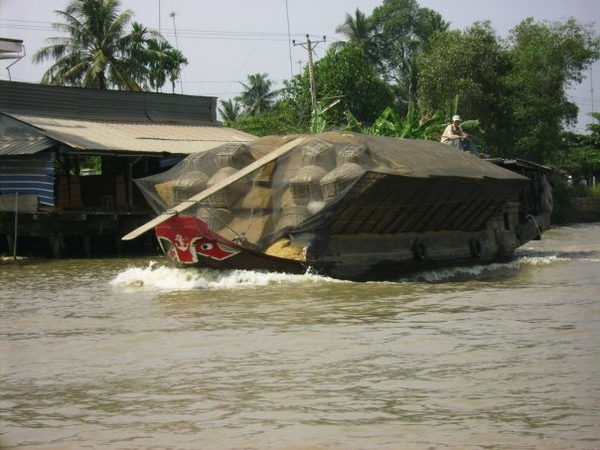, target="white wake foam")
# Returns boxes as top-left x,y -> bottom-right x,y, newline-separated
519,254 -> 571,266
111,251 -> 593,289
404,260 -> 520,283
402,253 -> 578,283
110,261 -> 337,291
